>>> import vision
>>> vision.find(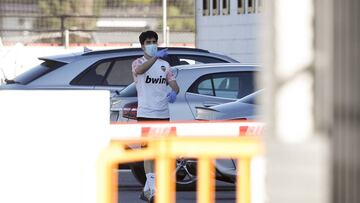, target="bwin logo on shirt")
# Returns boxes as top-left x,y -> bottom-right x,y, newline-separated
145,75 -> 167,84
